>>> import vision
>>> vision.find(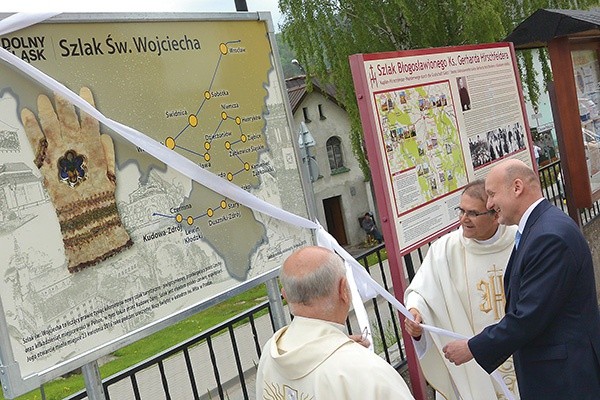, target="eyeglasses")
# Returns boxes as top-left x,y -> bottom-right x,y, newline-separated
454,206 -> 495,218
